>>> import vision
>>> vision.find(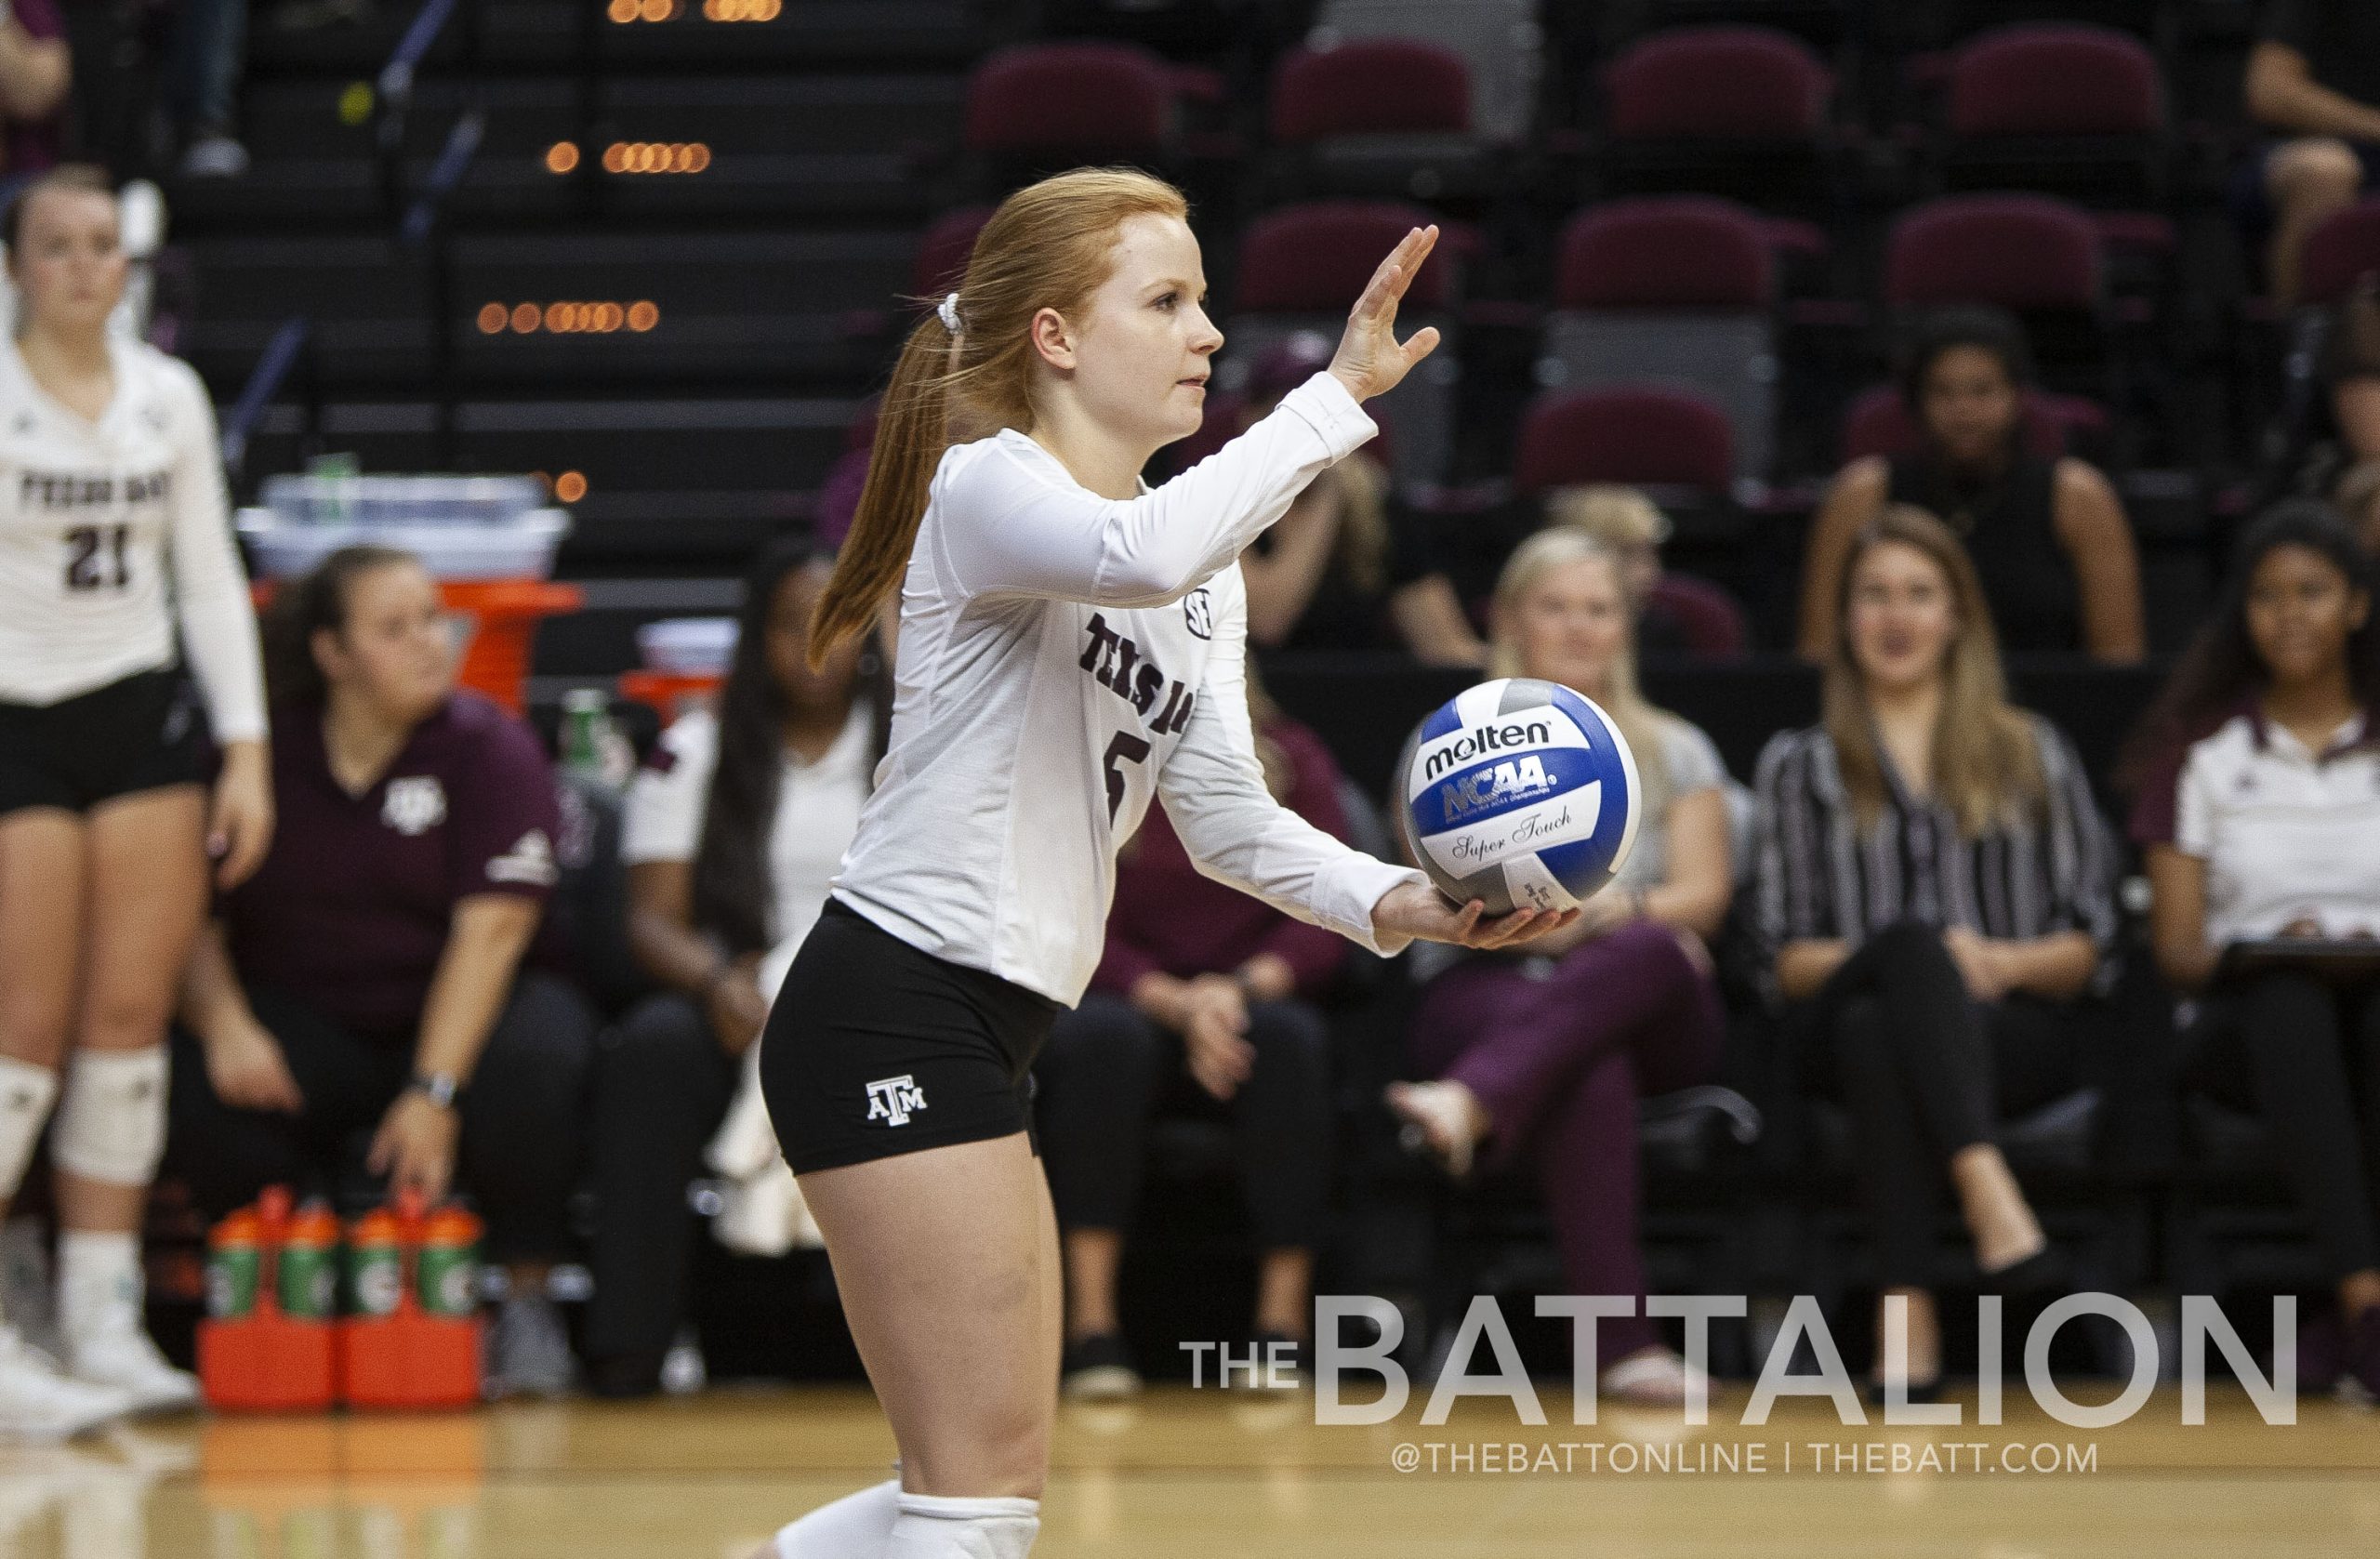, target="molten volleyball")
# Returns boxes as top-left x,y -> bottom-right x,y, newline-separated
1396,678 -> 1641,915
